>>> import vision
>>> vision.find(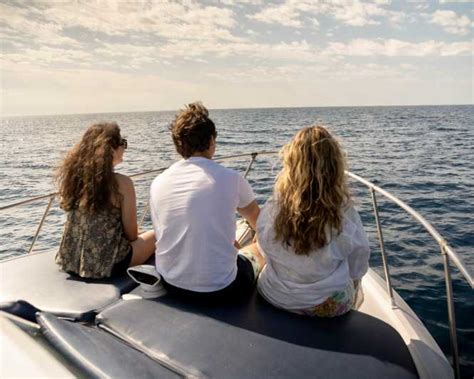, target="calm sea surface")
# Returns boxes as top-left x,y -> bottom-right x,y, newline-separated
1,105 -> 473,376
